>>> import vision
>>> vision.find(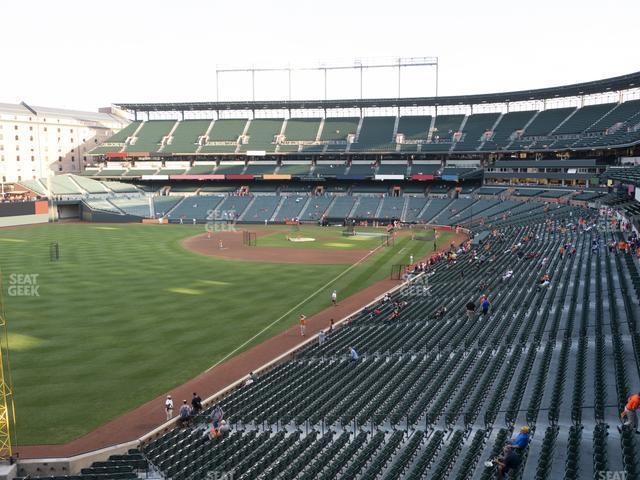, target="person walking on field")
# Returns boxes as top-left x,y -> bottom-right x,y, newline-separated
191,392 -> 202,415
619,392 -> 640,433
331,290 -> 337,306
165,395 -> 174,421
299,314 -> 306,336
